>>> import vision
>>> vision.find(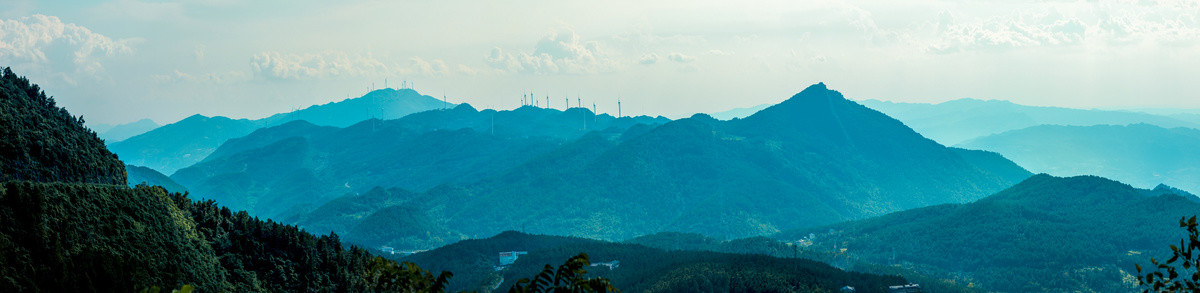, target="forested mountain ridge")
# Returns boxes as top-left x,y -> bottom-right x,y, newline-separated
0,67 -> 126,185
776,174 -> 1200,292
956,123 -> 1200,194
341,83 -> 1033,248
172,103 -> 669,220
108,88 -> 453,174
0,67 -> 405,292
